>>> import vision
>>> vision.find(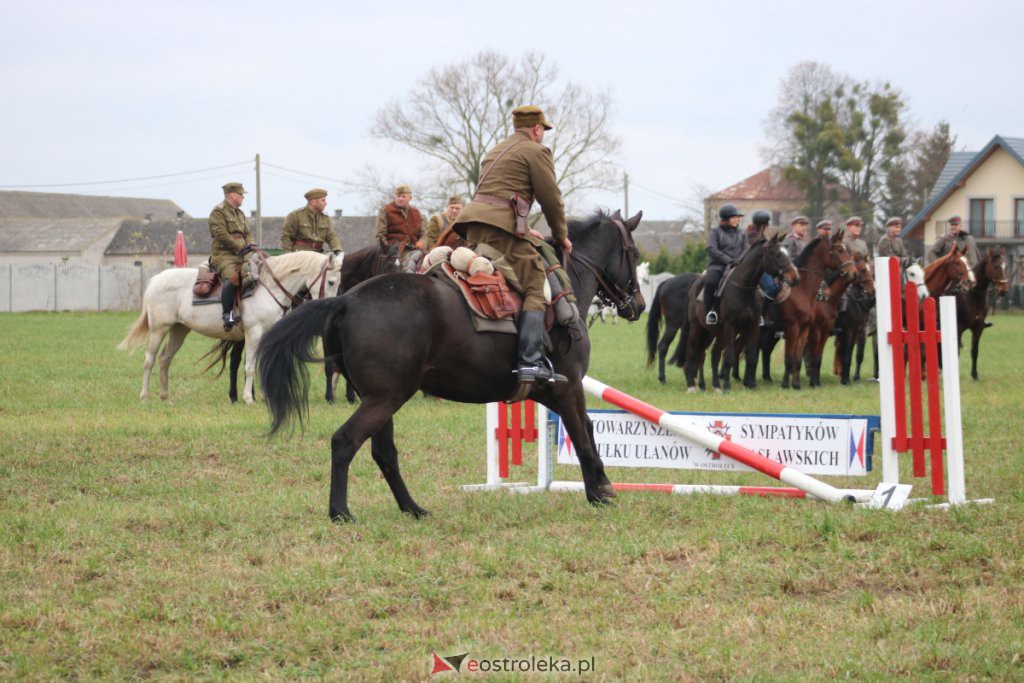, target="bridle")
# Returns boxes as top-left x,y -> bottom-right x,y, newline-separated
256,251 -> 335,313
569,216 -> 641,312
797,240 -> 854,280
